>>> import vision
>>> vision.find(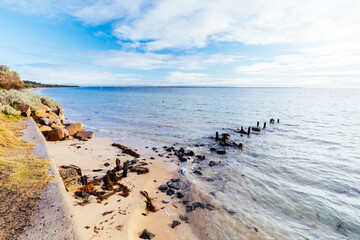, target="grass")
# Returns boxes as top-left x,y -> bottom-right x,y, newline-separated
0,114 -> 50,196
